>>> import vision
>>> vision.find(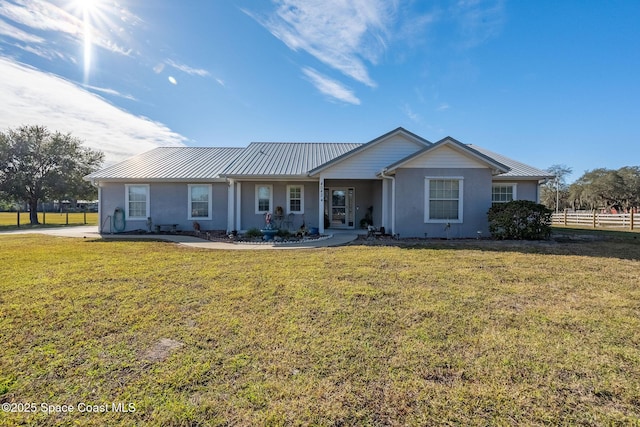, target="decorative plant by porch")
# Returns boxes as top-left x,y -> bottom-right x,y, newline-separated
244,227 -> 263,238
360,206 -> 374,228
